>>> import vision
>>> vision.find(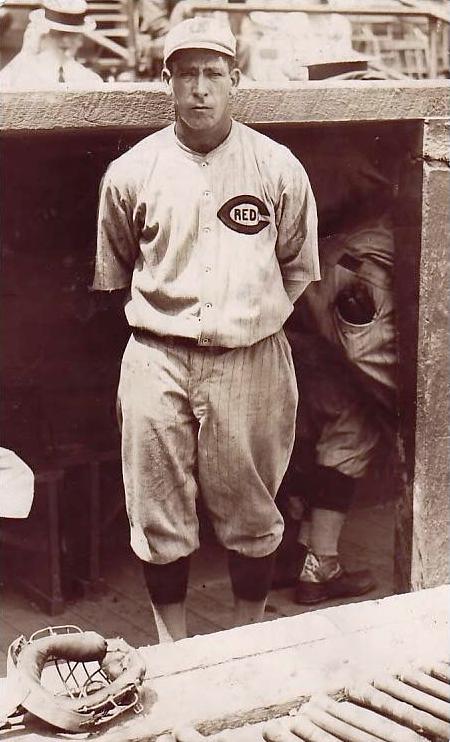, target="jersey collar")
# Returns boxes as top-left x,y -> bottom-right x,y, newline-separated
171,120 -> 236,161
